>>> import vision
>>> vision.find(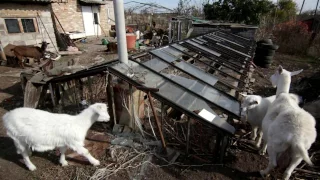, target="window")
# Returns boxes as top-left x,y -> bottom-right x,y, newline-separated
21,19 -> 36,32
94,13 -> 99,24
4,18 -> 37,34
5,19 -> 21,33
